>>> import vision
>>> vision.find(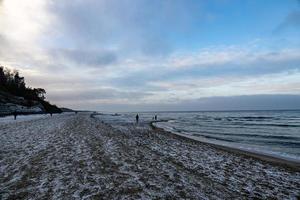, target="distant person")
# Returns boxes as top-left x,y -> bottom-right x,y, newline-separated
50,112 -> 53,117
136,114 -> 139,124
13,111 -> 17,120
155,115 -> 157,120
